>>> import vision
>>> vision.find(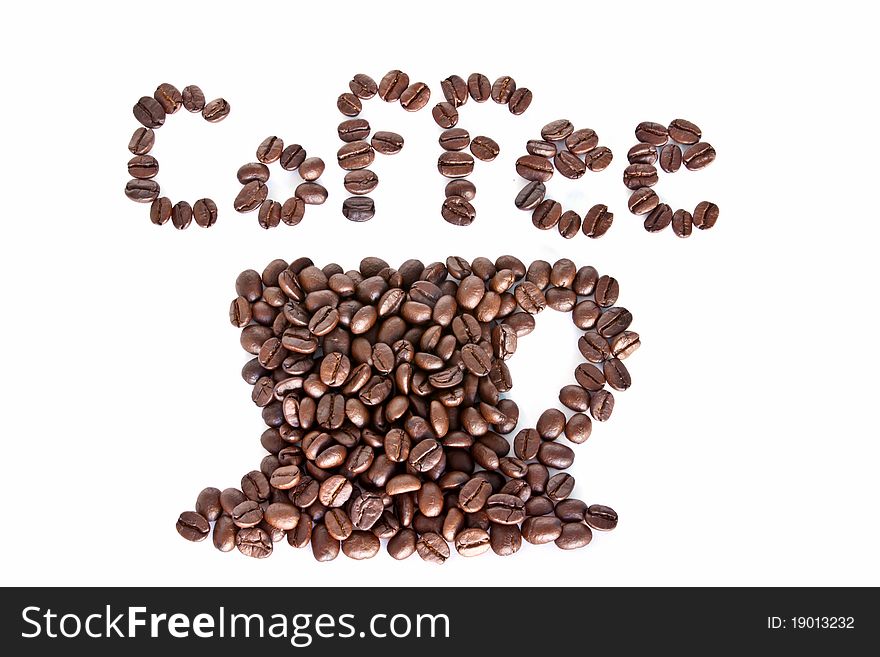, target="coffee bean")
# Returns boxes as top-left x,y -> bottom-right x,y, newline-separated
556,523 -> 593,550
489,523 -> 521,556
176,511 -> 209,541
516,155 -> 554,182
577,331 -> 610,362
152,83 -> 182,114
659,144 -> 682,173
296,182 -> 328,205
378,70 -> 409,101
372,131 -> 404,155
559,384 -> 590,412
693,201 -> 719,230
555,150 -> 586,179
281,197 -> 306,226
644,203 -> 673,232
514,181 -> 546,211
490,75 -> 516,103
337,141 -> 375,170
521,516 -> 562,544
220,488 -> 247,515
236,527 -> 273,558
683,142 -> 716,170
400,82 -> 431,111
441,196 -> 476,226
635,121 -> 668,146
318,475 -> 353,508
124,178 -> 160,203
337,92 -> 362,117
350,73 -> 378,99
342,197 -> 375,222
537,441 -> 575,469
623,163 -> 659,189
555,210 -> 580,239
437,151 -> 474,178
527,140 -> 556,157
182,85 -> 206,112
416,532 -> 450,564
257,136 -> 284,163
202,98 -> 230,122
212,515 -> 237,552
277,145 -> 305,172
196,487 -> 222,521
486,494 -> 526,525
584,146 -> 613,171
128,127 -> 155,155
627,142 -> 658,164
133,96 -> 165,128
564,412 -> 593,444
387,527 -> 417,559
256,200 -> 281,229
628,188 -> 659,215
231,500 -> 263,528
445,179 -> 476,201
609,331 -> 640,360
508,87 -> 532,114
193,198 -> 218,228
338,118 -> 370,142
441,75 -> 468,107
532,199 -> 562,230
310,524 -> 340,561
556,499 -> 588,522
672,209 -> 693,237
566,128 -> 598,154
432,102 -> 459,128
596,307 -> 633,338
344,169 -> 379,195
467,73 -> 491,102
237,162 -> 270,184
594,275 -> 619,307
668,118 -> 702,144
408,438 -> 443,473
541,119 -> 574,141
439,128 -> 470,151
514,280 -> 547,314
470,135 -> 500,161
574,362 -> 605,391
513,428 -> 540,461
604,357 -> 631,392
171,201 -> 193,230
127,155 -> 158,179
454,528 -> 490,556
585,504 -> 618,530
235,181 -> 268,212
525,496 -> 554,516
581,204 -> 613,238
